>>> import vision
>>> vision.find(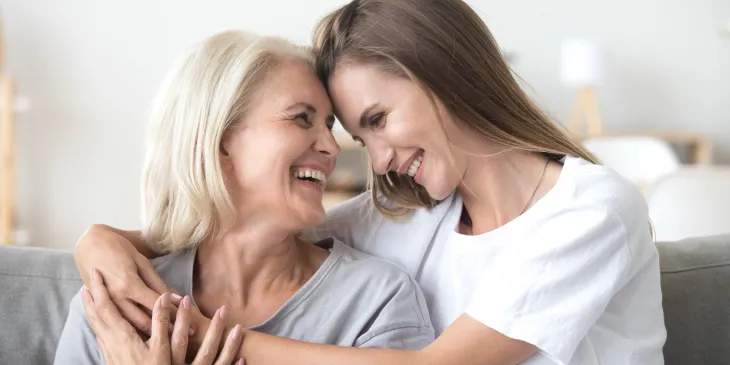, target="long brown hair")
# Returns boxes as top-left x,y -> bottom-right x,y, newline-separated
314,0 -> 597,218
